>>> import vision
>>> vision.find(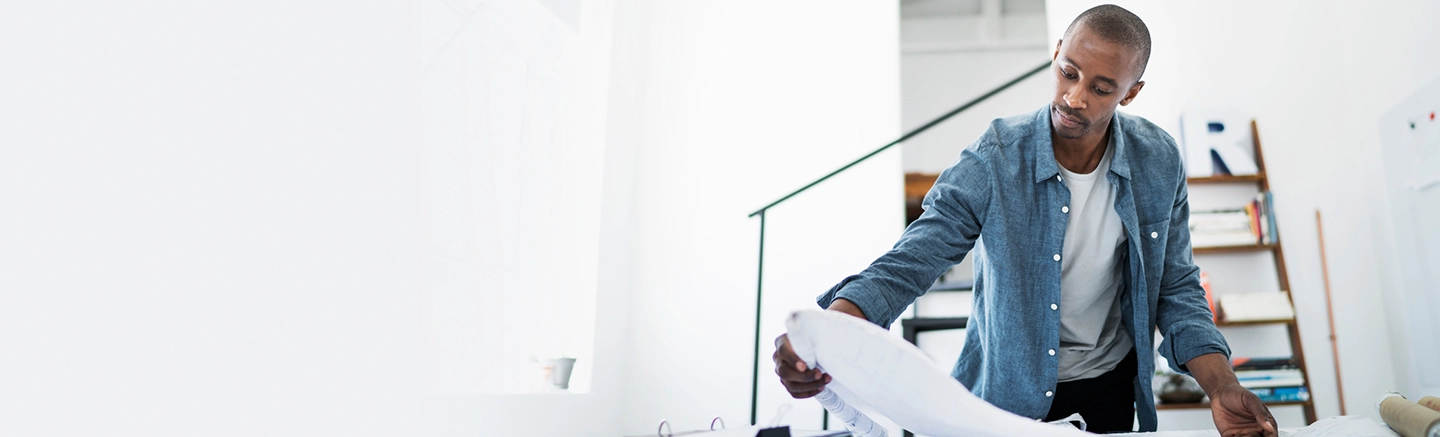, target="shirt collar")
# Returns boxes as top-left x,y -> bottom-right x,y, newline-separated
1033,105 -> 1132,183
